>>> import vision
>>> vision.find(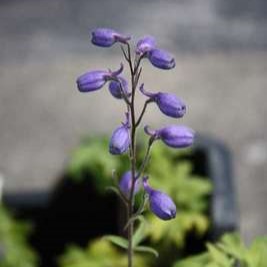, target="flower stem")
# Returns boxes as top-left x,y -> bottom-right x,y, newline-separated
122,42 -> 145,267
